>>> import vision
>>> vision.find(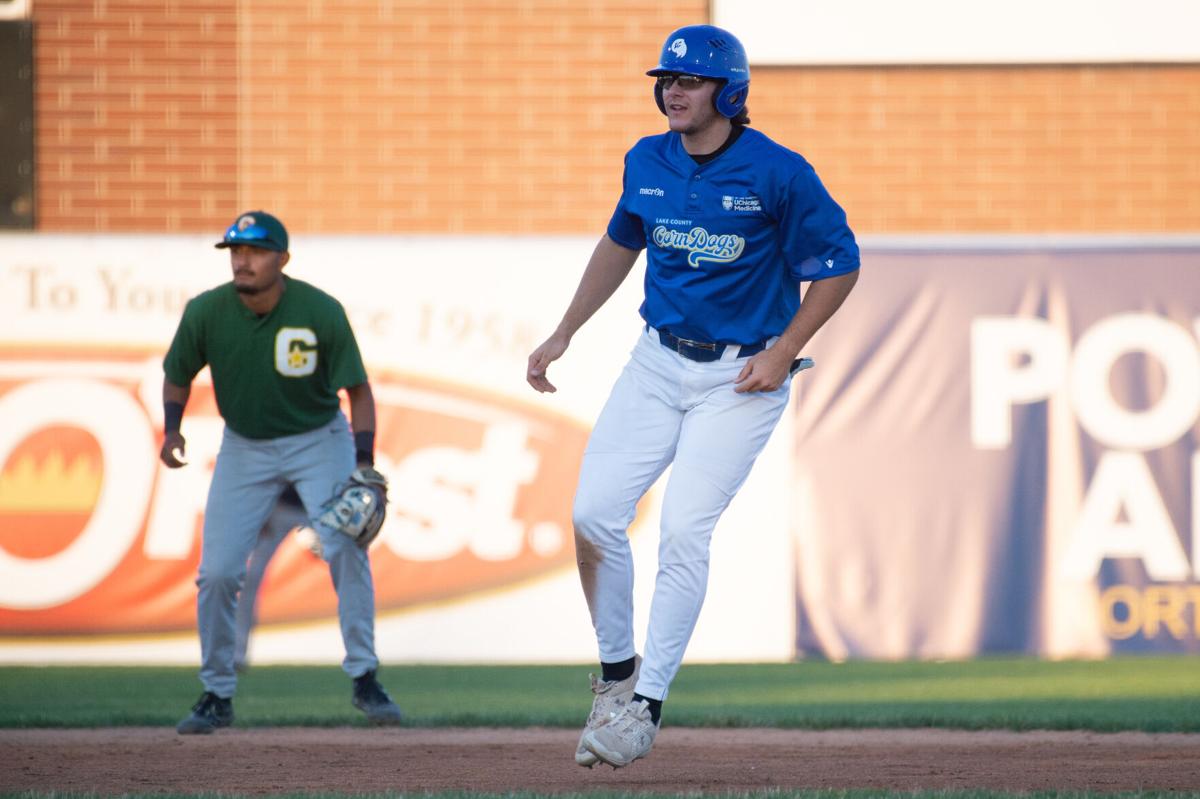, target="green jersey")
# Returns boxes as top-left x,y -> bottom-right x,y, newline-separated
163,275 -> 368,439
